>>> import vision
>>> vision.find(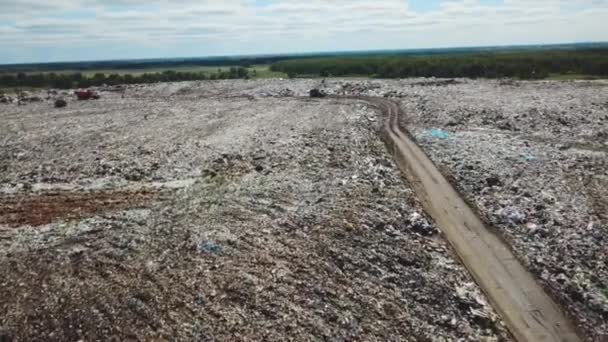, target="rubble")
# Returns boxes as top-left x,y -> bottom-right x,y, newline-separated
11,91 -> 44,104
54,98 -> 67,108
278,88 -> 295,97
0,94 -> 13,104
412,79 -> 461,87
309,88 -> 326,98
337,81 -> 382,96
18,90 -> 31,99
101,85 -> 126,92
